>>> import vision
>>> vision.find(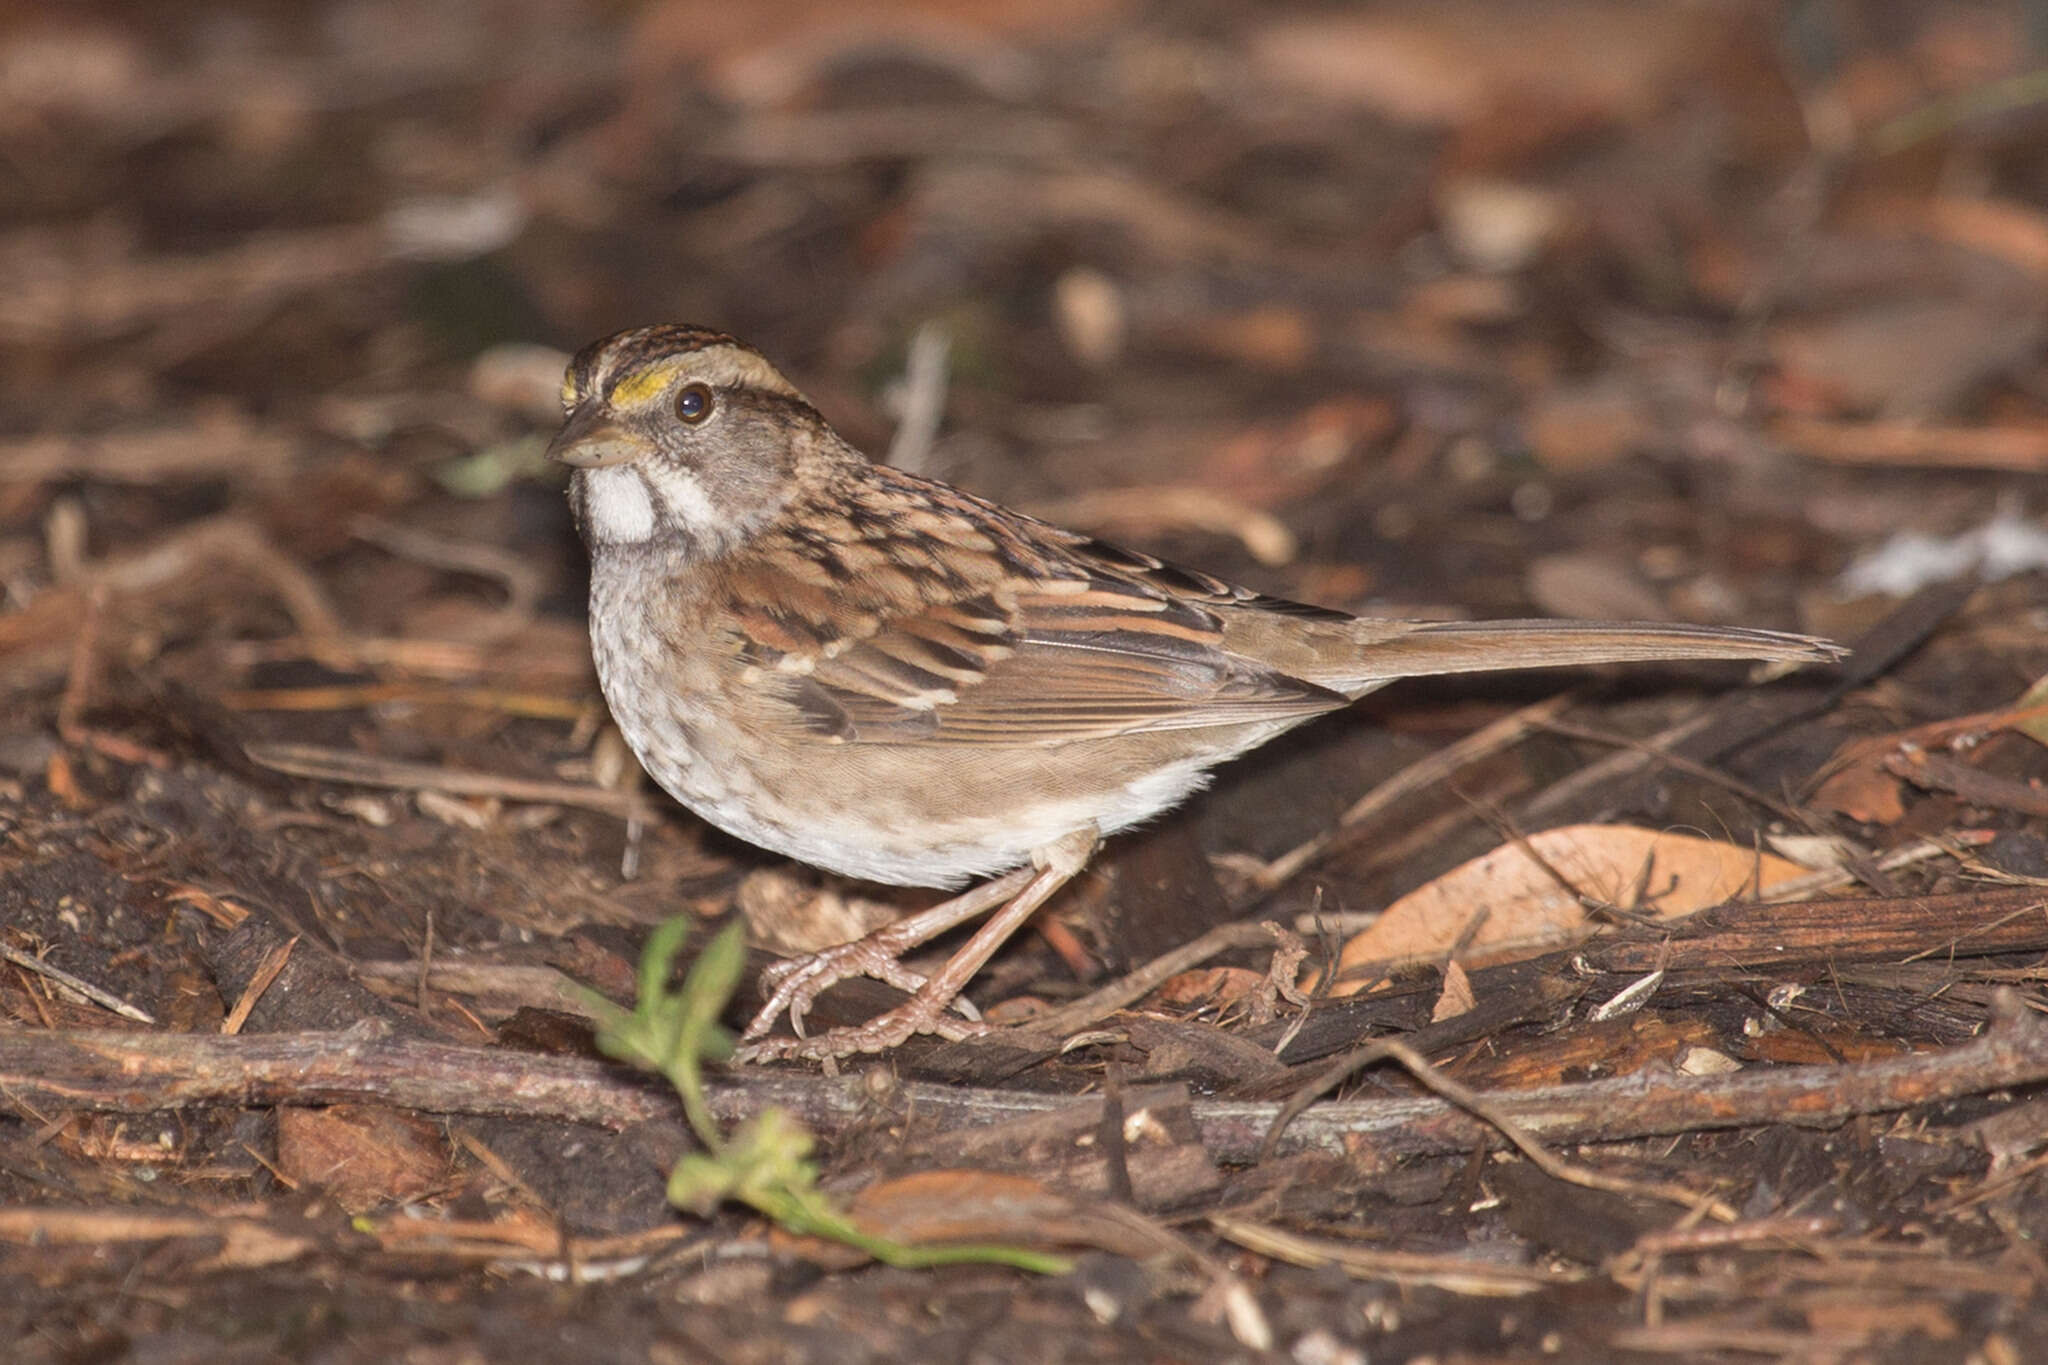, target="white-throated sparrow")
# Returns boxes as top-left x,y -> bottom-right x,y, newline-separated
550,324 -> 1839,1060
